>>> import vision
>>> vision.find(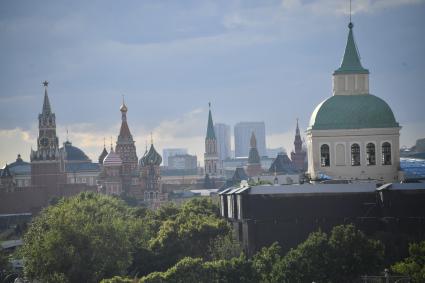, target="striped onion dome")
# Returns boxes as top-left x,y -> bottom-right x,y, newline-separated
103,148 -> 122,167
